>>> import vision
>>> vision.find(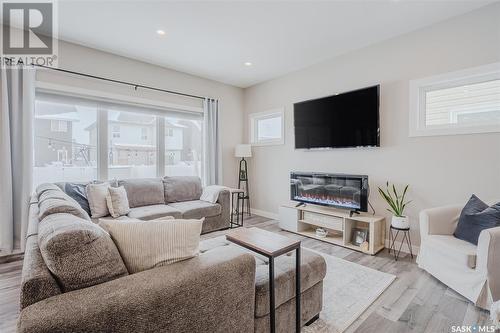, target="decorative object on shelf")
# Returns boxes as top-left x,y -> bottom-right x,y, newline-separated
351,228 -> 368,246
360,241 -> 369,252
315,227 -> 328,238
388,225 -> 413,261
378,182 -> 411,229
235,144 -> 252,216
